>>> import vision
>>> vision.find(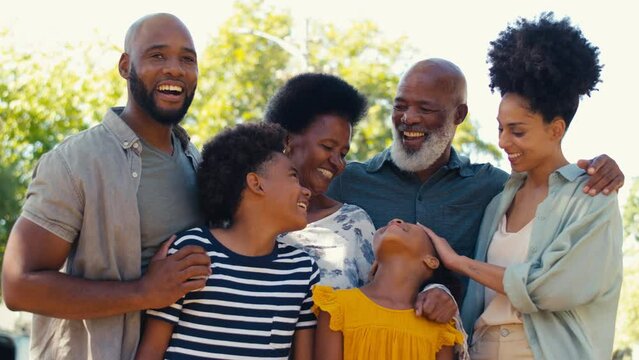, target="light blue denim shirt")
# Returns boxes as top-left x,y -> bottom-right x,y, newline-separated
461,164 -> 623,360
